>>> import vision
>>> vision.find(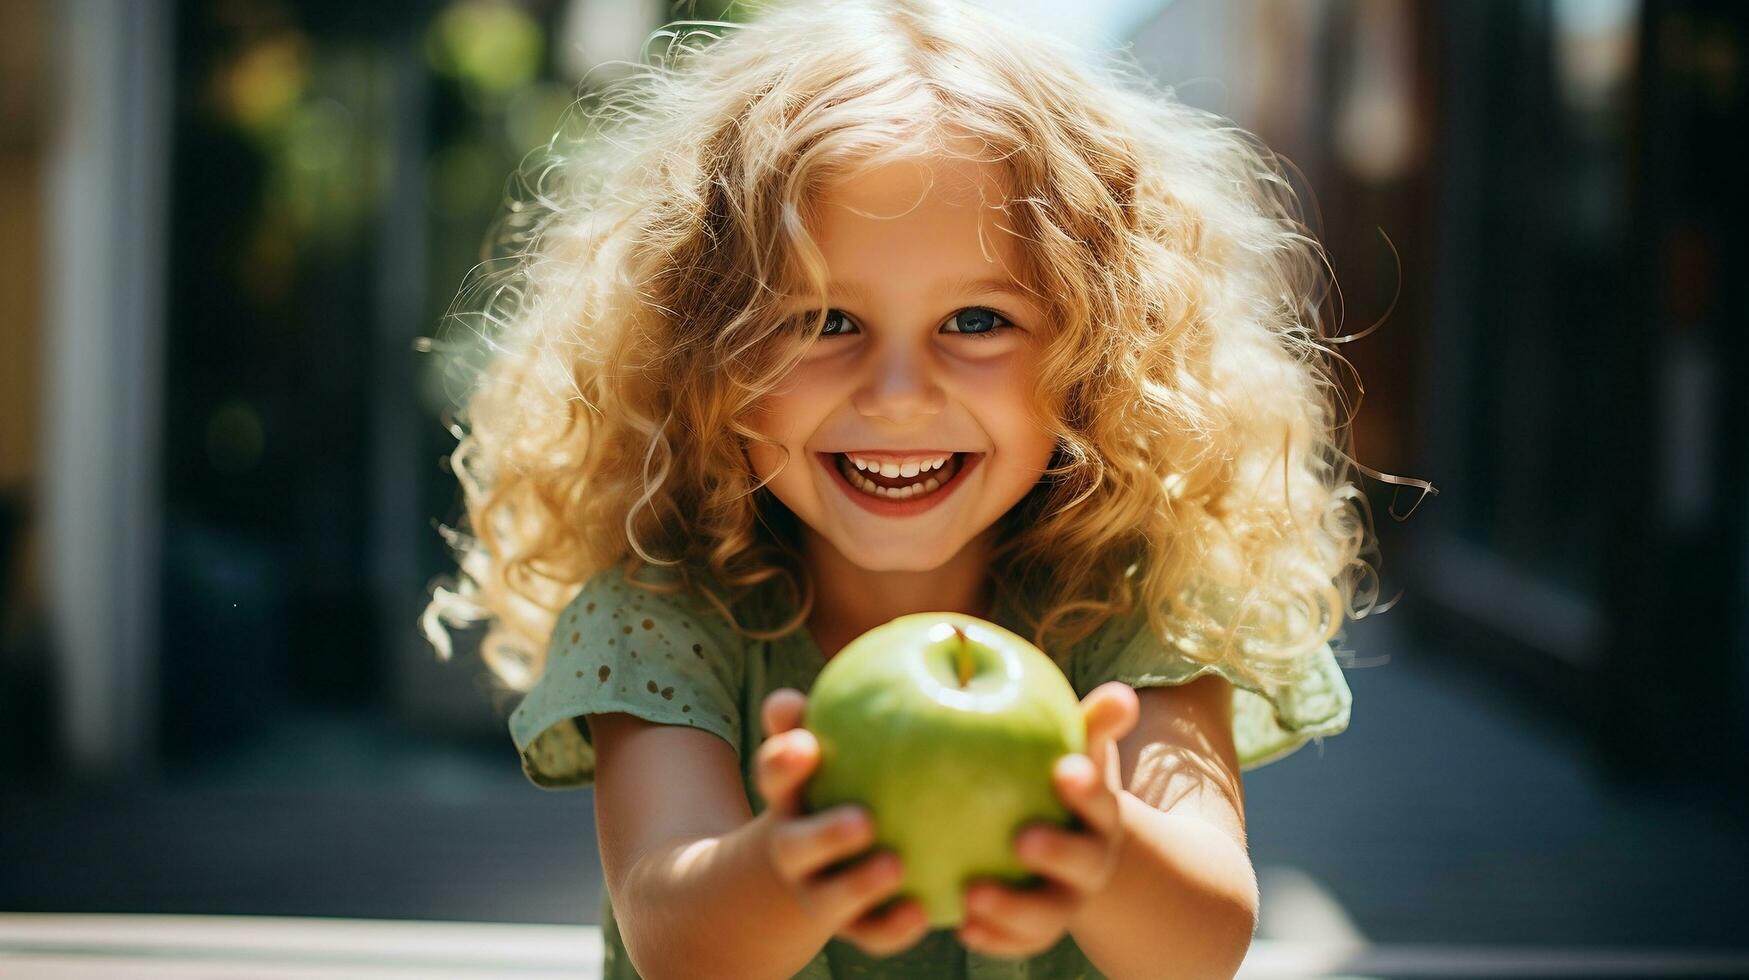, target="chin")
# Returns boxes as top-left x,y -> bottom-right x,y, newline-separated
833,537 -> 962,574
